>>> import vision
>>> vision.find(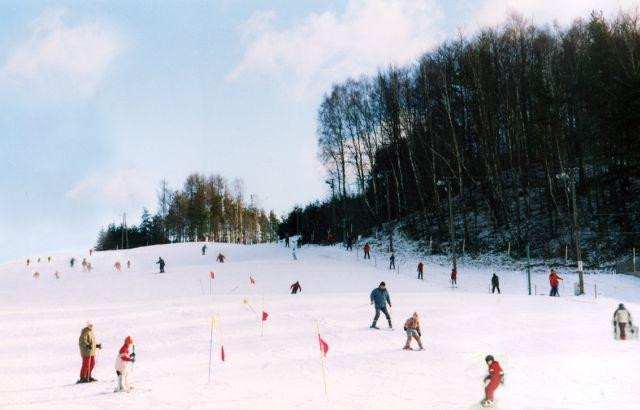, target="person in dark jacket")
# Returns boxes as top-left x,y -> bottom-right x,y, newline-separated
613,303 -> 634,340
346,234 -> 353,251
290,281 -> 302,294
285,234 -> 290,248
202,244 -> 207,255
417,262 -> 424,280
370,282 -> 392,329
70,257 -> 75,268
491,273 -> 500,294
389,254 -> 395,270
156,257 -> 165,273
